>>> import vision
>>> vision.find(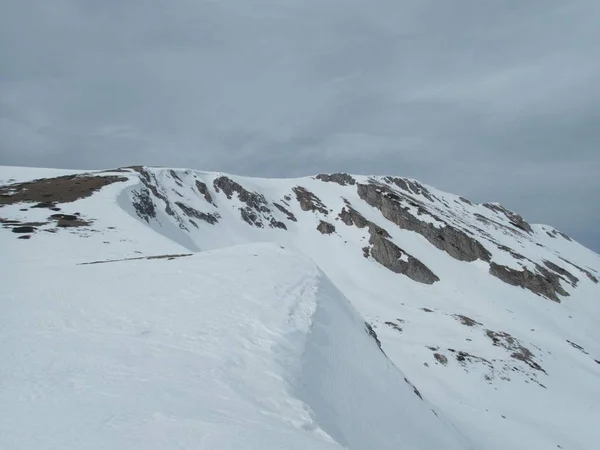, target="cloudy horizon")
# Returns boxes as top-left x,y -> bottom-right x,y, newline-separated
1,0 -> 599,251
